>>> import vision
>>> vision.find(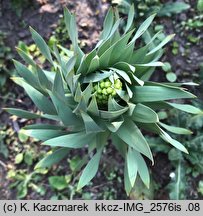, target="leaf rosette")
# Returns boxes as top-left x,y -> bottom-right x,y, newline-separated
6,6 -> 201,194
